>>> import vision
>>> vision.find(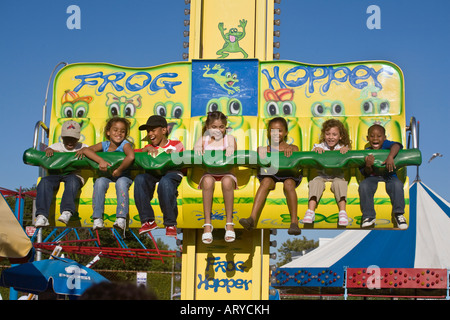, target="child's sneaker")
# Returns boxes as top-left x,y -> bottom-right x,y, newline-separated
361,217 -> 375,228
338,210 -> 349,226
393,213 -> 408,230
166,225 -> 177,237
58,211 -> 72,225
113,217 -> 126,231
93,218 -> 104,230
302,210 -> 315,224
139,221 -> 158,234
35,215 -> 49,227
